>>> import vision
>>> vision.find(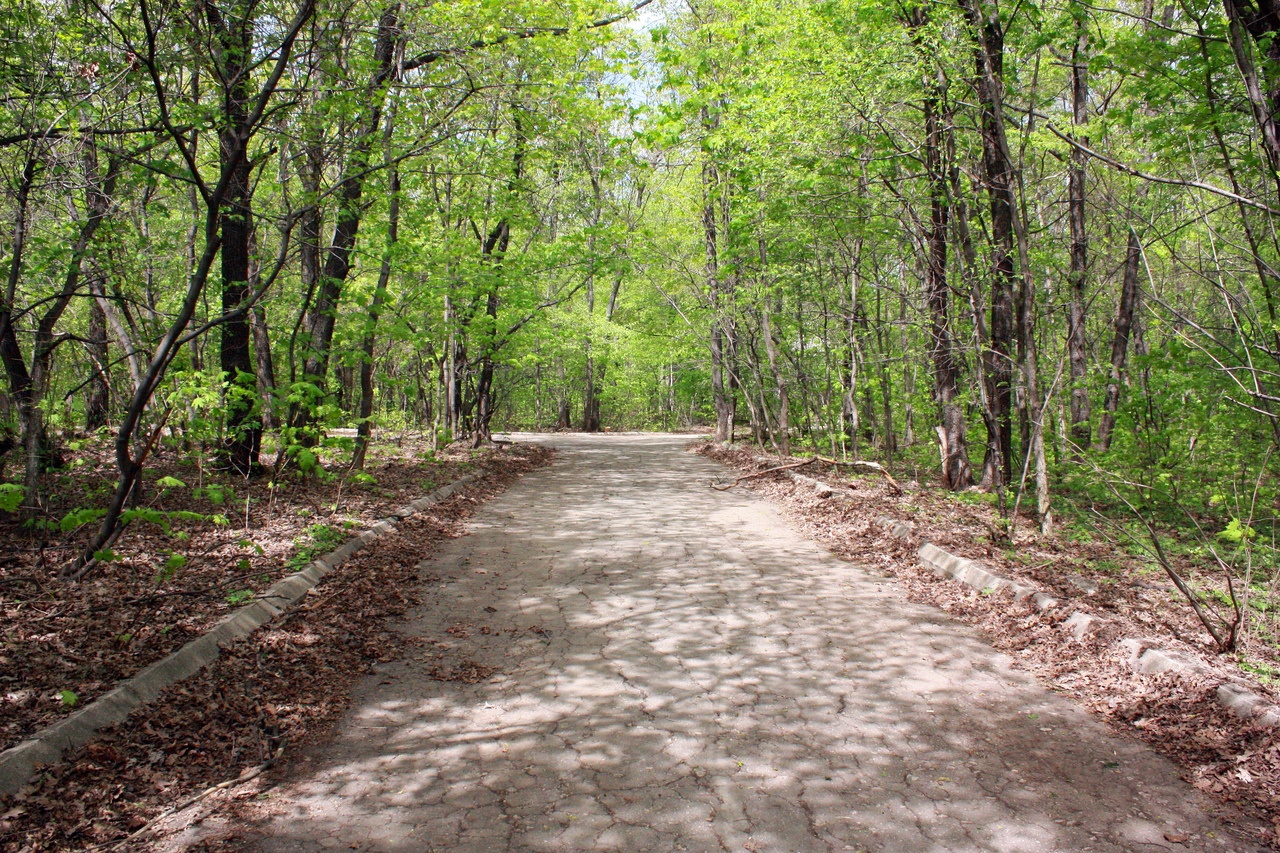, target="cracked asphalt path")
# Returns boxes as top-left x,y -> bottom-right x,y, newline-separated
248,434 -> 1254,852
